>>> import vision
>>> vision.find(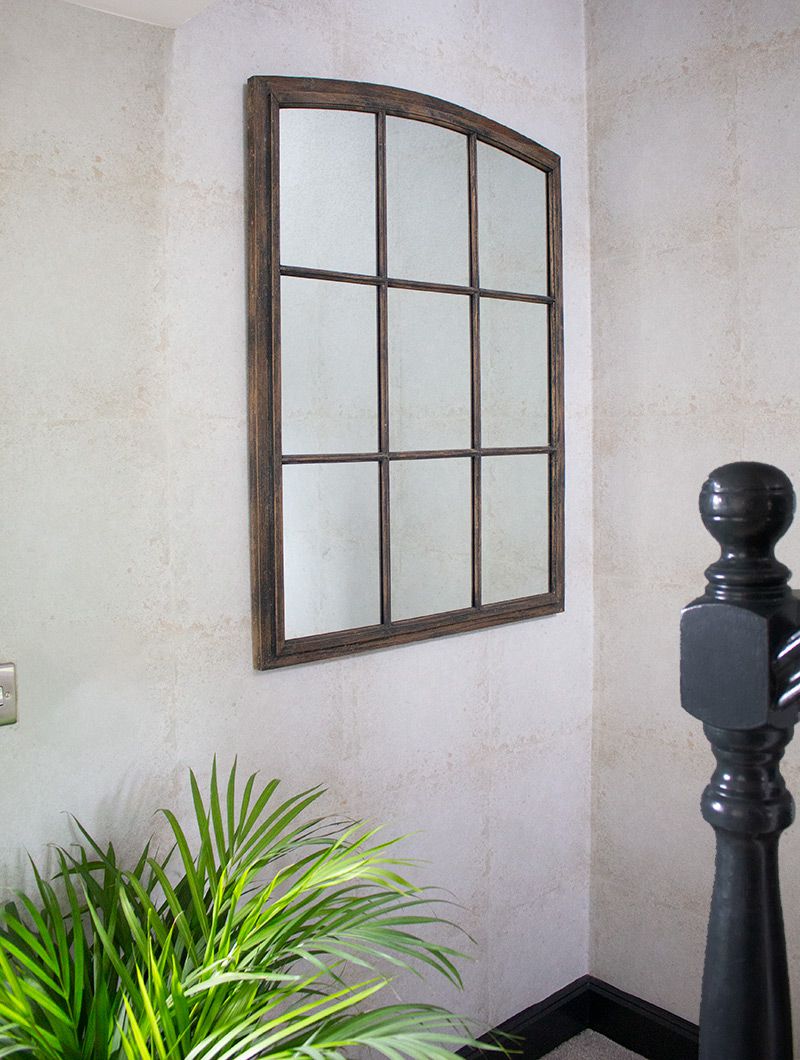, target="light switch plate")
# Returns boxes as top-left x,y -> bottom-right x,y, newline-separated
0,664 -> 17,726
